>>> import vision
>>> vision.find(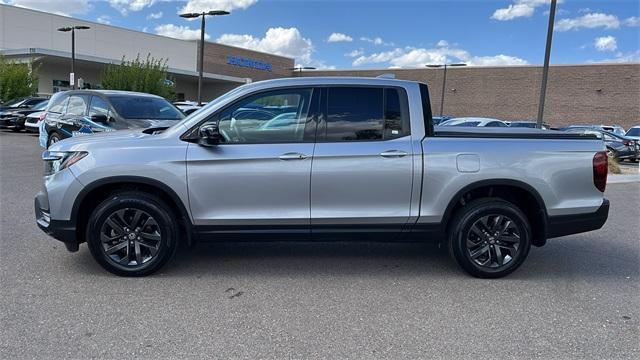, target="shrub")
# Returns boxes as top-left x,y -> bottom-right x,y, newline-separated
0,55 -> 39,103
100,54 -> 175,100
